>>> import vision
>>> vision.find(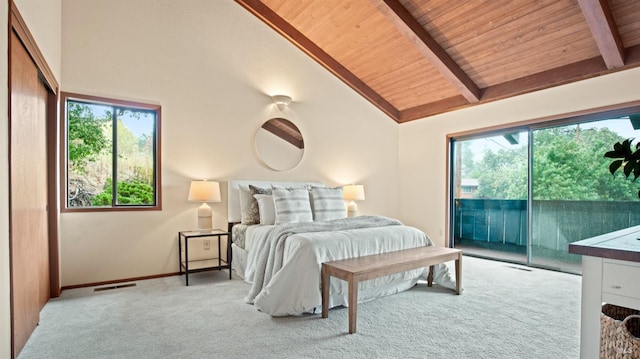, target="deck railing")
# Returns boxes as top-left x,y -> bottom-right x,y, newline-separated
453,199 -> 640,251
